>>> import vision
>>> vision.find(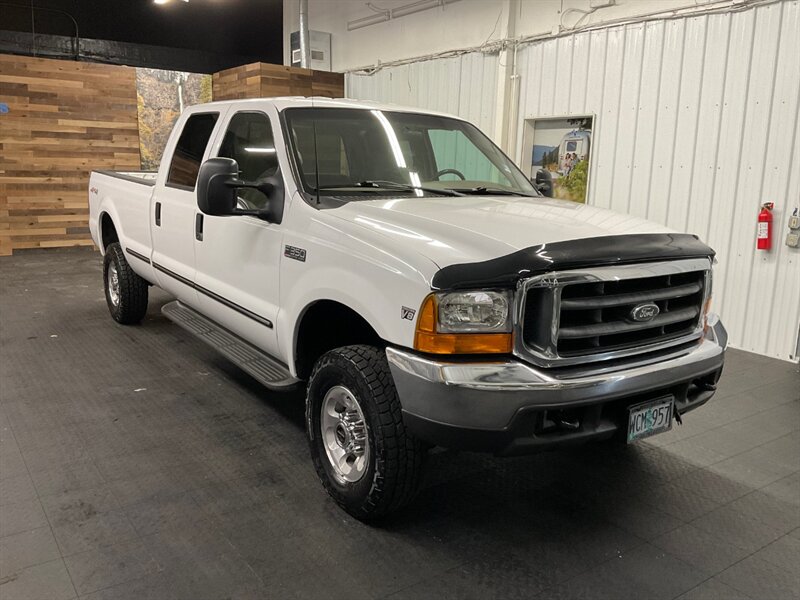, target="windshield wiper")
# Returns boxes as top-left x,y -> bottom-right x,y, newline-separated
447,186 -> 537,197
316,180 -> 465,197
